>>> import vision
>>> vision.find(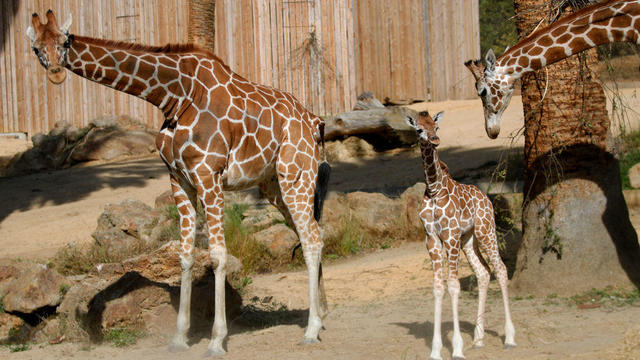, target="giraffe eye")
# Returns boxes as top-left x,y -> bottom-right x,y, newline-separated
479,88 -> 487,97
